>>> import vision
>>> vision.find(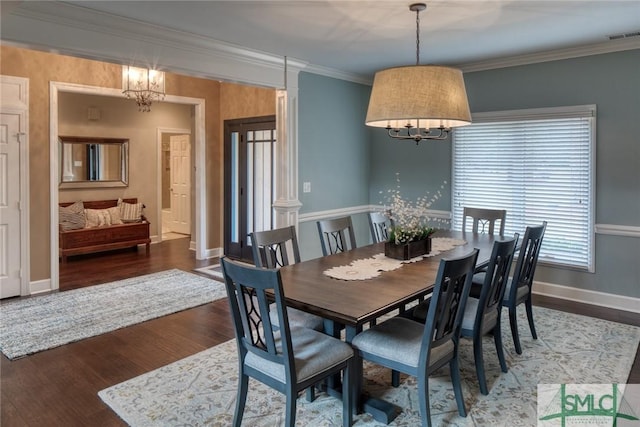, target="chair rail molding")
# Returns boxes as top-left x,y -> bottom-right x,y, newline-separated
595,224 -> 640,238
299,205 -> 451,223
